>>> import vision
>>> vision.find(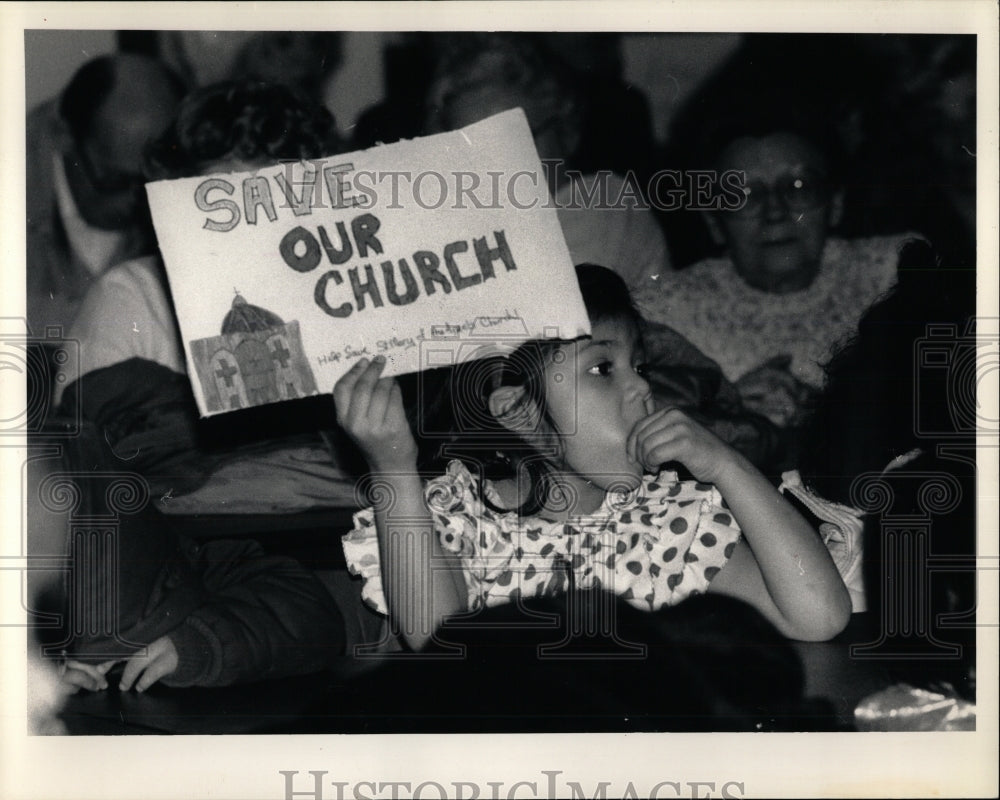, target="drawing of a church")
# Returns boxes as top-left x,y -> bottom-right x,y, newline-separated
188,293 -> 318,414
